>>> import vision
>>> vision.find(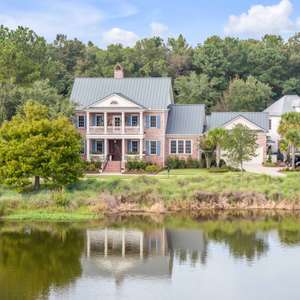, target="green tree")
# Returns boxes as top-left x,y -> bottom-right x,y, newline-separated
285,129 -> 300,169
225,124 -> 258,171
17,80 -> 74,117
199,136 -> 215,168
174,72 -> 220,111
224,76 -> 272,111
167,34 -> 193,77
207,128 -> 228,167
0,26 -> 47,84
0,101 -> 83,190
